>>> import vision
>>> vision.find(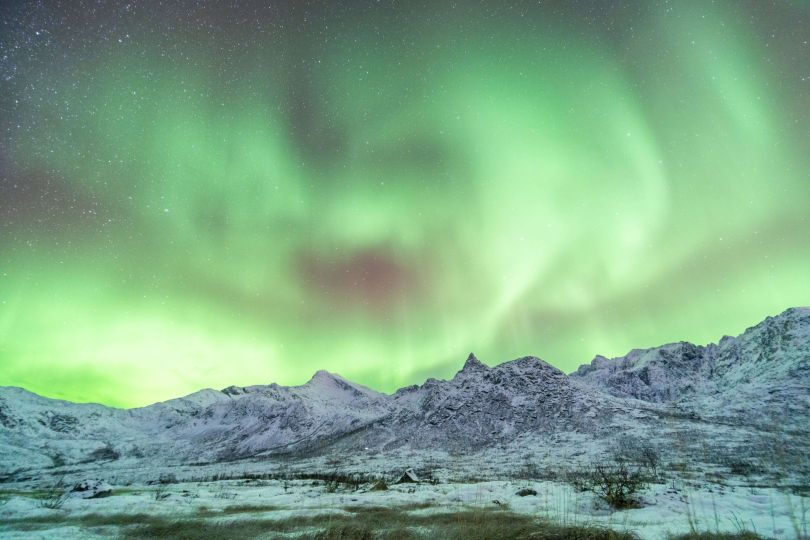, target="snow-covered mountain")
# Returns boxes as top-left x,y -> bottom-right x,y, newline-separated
1,308 -> 808,479
570,307 -> 810,426
0,370 -> 392,471
352,354 -> 626,452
